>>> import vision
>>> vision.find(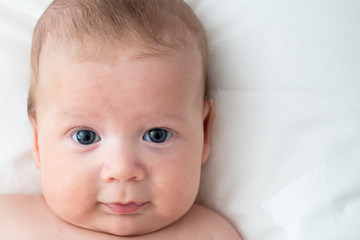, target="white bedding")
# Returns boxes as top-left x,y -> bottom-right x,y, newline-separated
1,0 -> 360,239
